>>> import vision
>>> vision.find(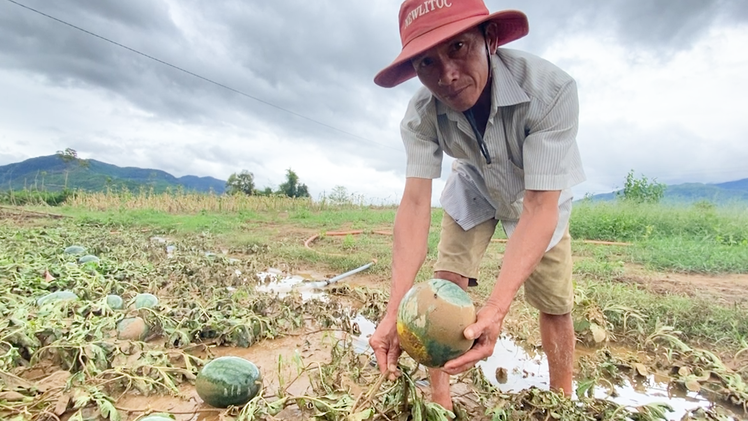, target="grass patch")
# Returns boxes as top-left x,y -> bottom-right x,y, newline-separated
3,197 -> 748,419
577,279 -> 748,349
571,200 -> 748,243
630,238 -> 748,273
65,208 -> 262,234
572,201 -> 748,273
573,257 -> 625,280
